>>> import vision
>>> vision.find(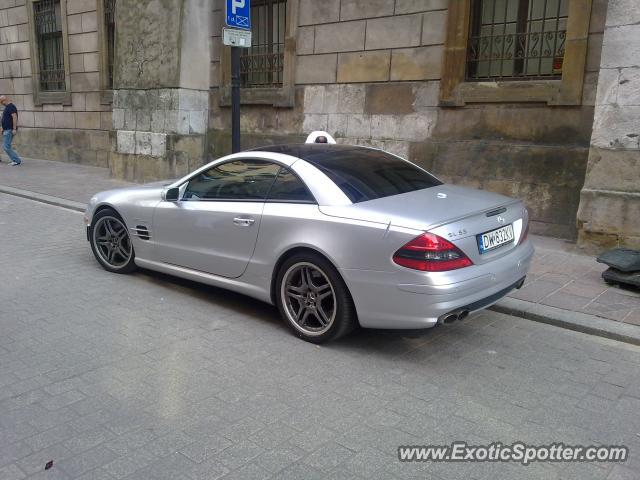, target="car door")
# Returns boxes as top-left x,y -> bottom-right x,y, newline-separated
152,159 -> 281,278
